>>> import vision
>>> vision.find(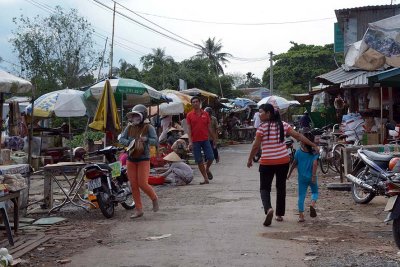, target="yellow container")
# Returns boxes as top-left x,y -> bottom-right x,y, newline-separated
88,194 -> 99,209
